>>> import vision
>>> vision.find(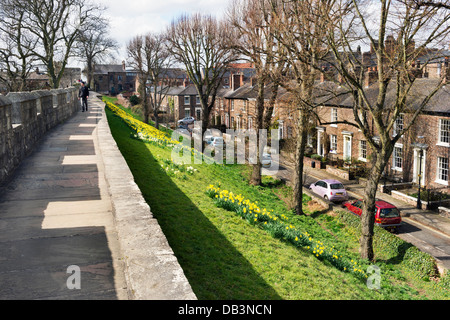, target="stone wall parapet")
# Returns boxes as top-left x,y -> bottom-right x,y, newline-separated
0,87 -> 79,185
